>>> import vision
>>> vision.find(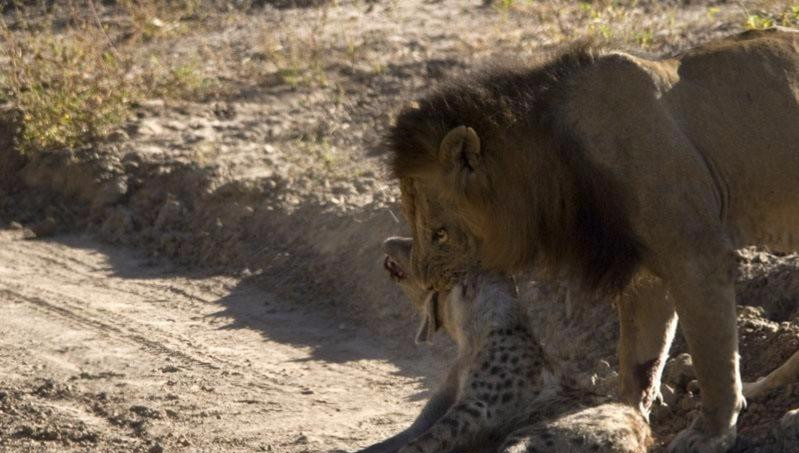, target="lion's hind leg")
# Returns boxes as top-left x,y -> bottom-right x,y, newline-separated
741,350 -> 799,451
743,350 -> 799,400
779,408 -> 799,450
499,404 -> 652,453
